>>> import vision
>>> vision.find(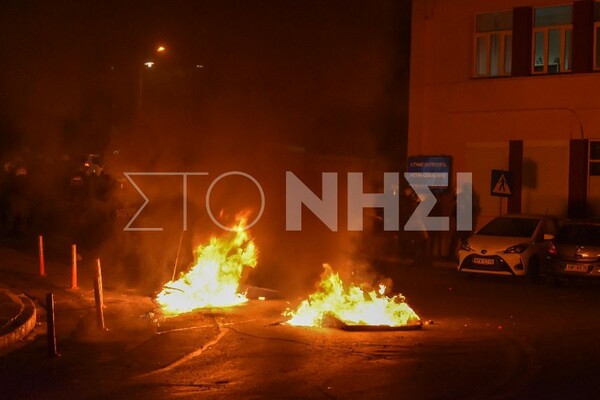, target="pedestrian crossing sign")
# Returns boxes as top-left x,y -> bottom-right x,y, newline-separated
491,169 -> 513,197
